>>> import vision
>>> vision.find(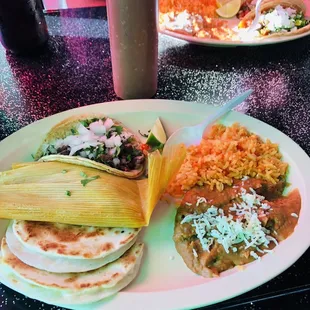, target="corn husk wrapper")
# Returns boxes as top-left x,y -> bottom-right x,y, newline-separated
0,145 -> 186,228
